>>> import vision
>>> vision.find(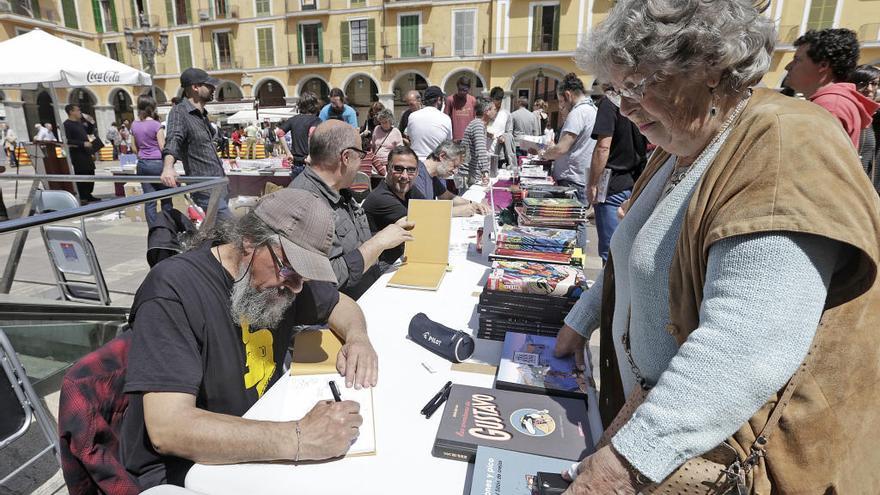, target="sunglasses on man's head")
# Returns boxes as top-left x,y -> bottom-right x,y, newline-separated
391,165 -> 418,175
266,241 -> 299,281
